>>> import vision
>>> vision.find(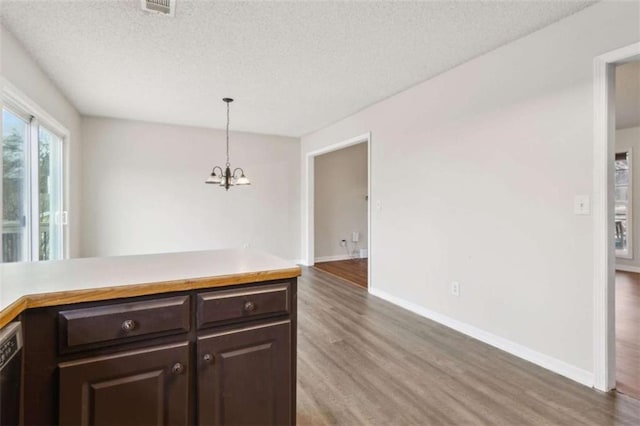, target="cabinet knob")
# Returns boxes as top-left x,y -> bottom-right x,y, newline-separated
171,362 -> 185,375
203,353 -> 214,363
243,301 -> 256,312
121,319 -> 136,331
